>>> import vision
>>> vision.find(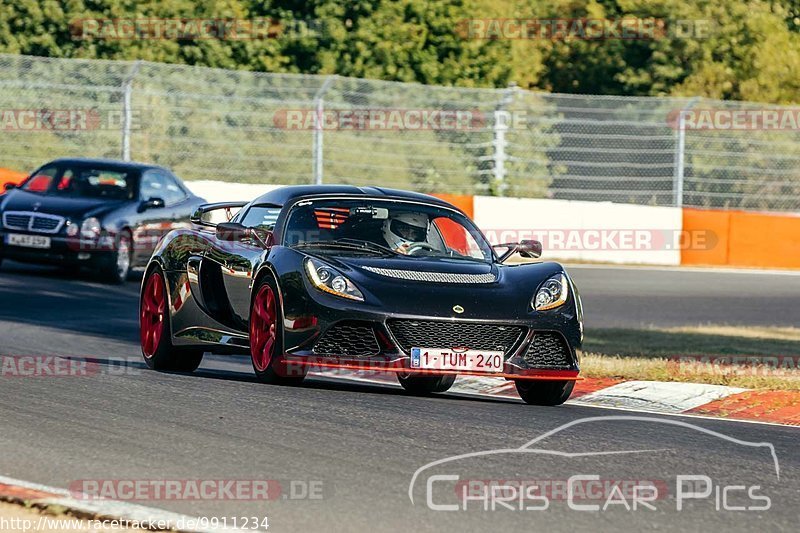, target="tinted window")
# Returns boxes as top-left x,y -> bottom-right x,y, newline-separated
24,165 -> 134,200
141,171 -> 186,205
